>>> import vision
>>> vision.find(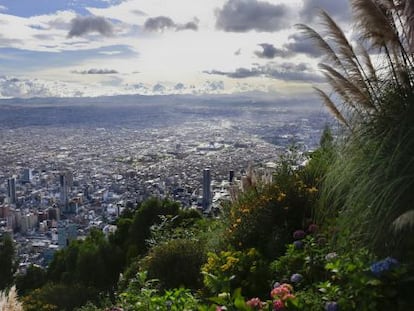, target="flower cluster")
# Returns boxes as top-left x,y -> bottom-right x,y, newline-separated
293,230 -> 306,240
290,273 -> 303,284
370,257 -> 399,277
270,283 -> 295,310
325,301 -> 339,311
246,297 -> 264,310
